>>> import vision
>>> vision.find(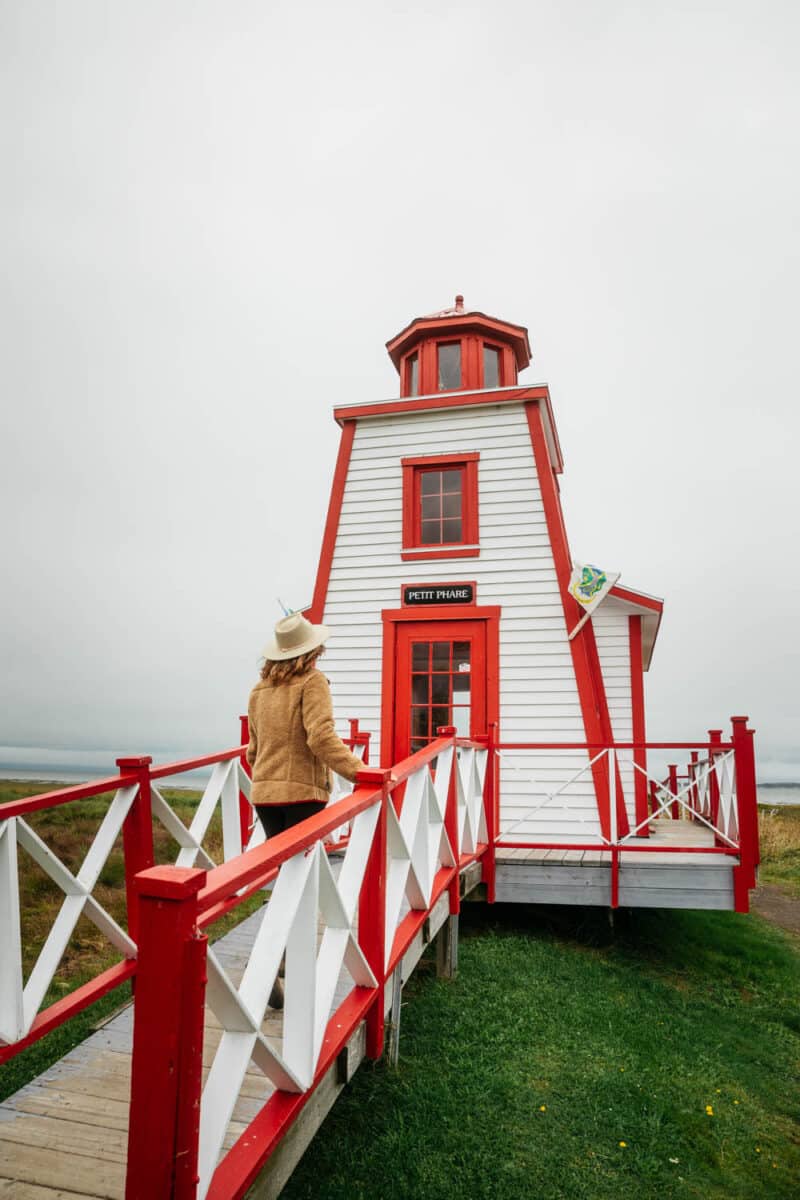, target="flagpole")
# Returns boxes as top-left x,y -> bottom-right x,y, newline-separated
567,610 -> 593,641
